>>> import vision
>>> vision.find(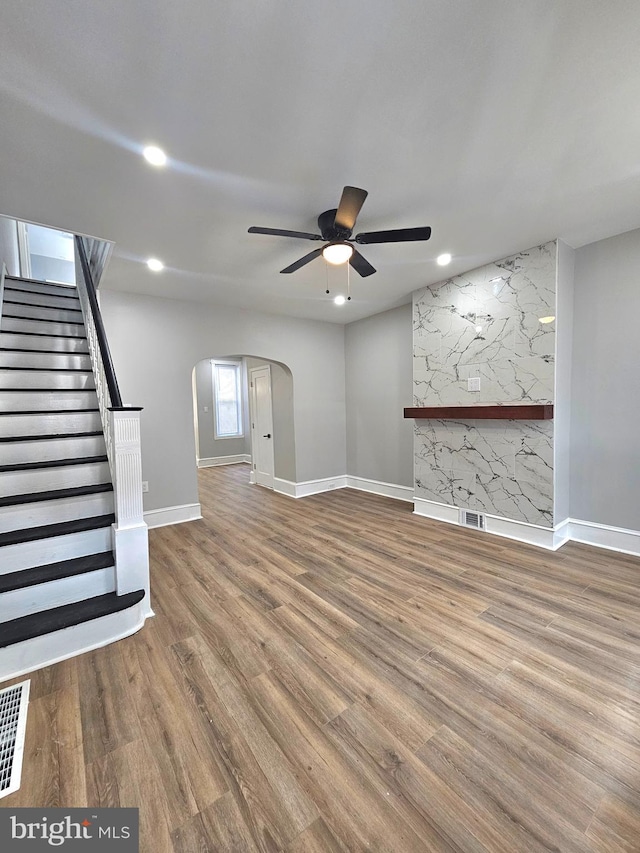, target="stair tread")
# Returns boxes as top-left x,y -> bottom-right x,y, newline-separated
5,275 -> 78,291
0,366 -> 92,372
3,299 -> 82,312
0,330 -> 87,340
0,388 -> 96,392
0,589 -> 145,648
0,482 -> 113,507
0,551 -> 114,594
4,276 -> 80,302
2,314 -> 85,325
0,409 -> 100,414
0,431 -> 103,443
0,455 -> 108,473
0,513 -> 115,547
